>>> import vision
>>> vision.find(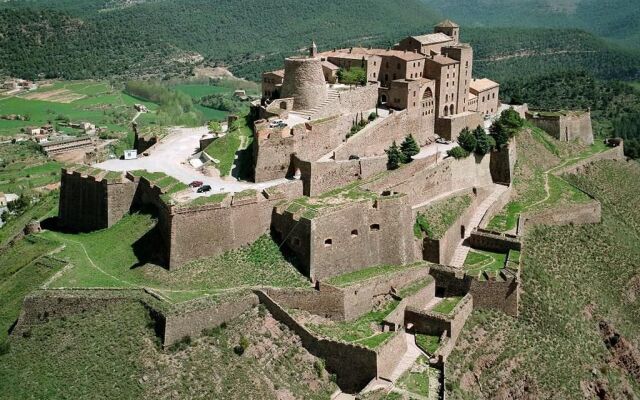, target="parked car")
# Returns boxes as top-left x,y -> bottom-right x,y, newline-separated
268,119 -> 284,128
348,155 -> 360,160
197,185 -> 212,193
189,181 -> 203,188
435,138 -> 451,145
